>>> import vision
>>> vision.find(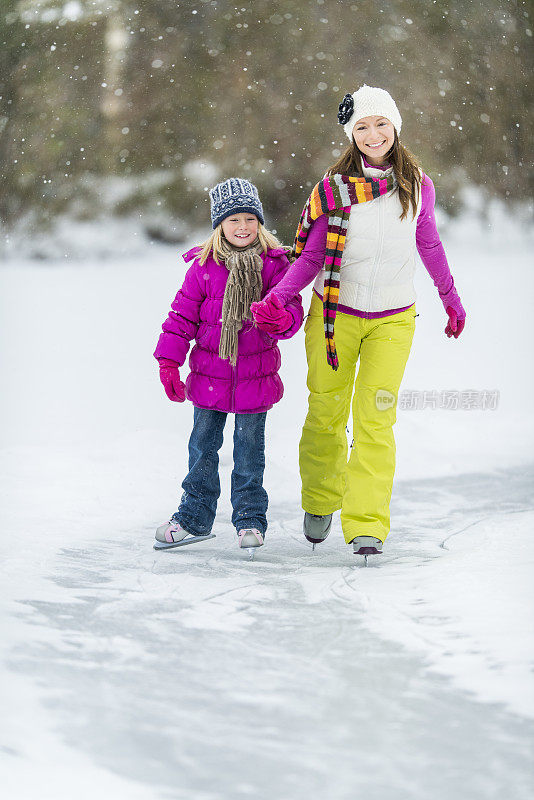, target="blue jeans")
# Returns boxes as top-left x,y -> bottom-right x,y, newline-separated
176,407 -> 268,536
